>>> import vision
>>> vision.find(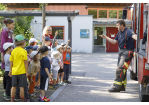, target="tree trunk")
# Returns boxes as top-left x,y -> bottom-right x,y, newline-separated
42,3 -> 46,31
